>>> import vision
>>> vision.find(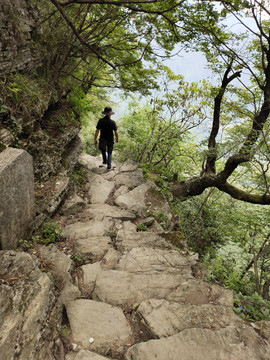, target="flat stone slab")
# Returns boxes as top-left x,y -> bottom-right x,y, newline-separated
84,204 -> 136,220
61,194 -> 87,215
79,153 -> 104,169
79,262 -> 102,295
115,182 -> 154,211
112,170 -> 144,189
136,299 -> 242,338
126,326 -> 269,360
74,237 -> 113,259
86,172 -> 114,204
66,300 -> 133,356
114,185 -> 129,198
116,229 -> 173,252
92,270 -> 186,306
63,218 -> 113,239
119,159 -> 139,172
66,350 -> 116,360
167,278 -> 234,306
117,247 -> 197,275
39,244 -> 72,284
101,248 -> 121,269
